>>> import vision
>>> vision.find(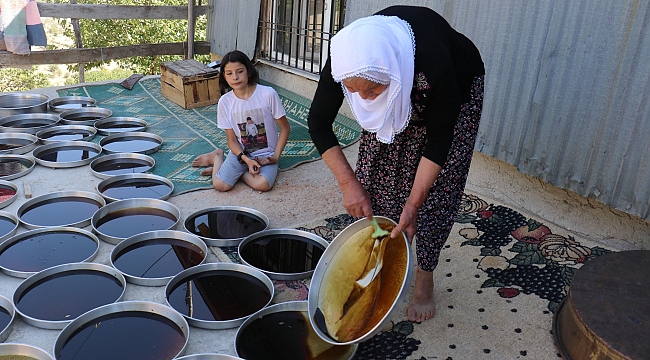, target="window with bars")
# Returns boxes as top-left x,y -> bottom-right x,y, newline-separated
257,0 -> 346,75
